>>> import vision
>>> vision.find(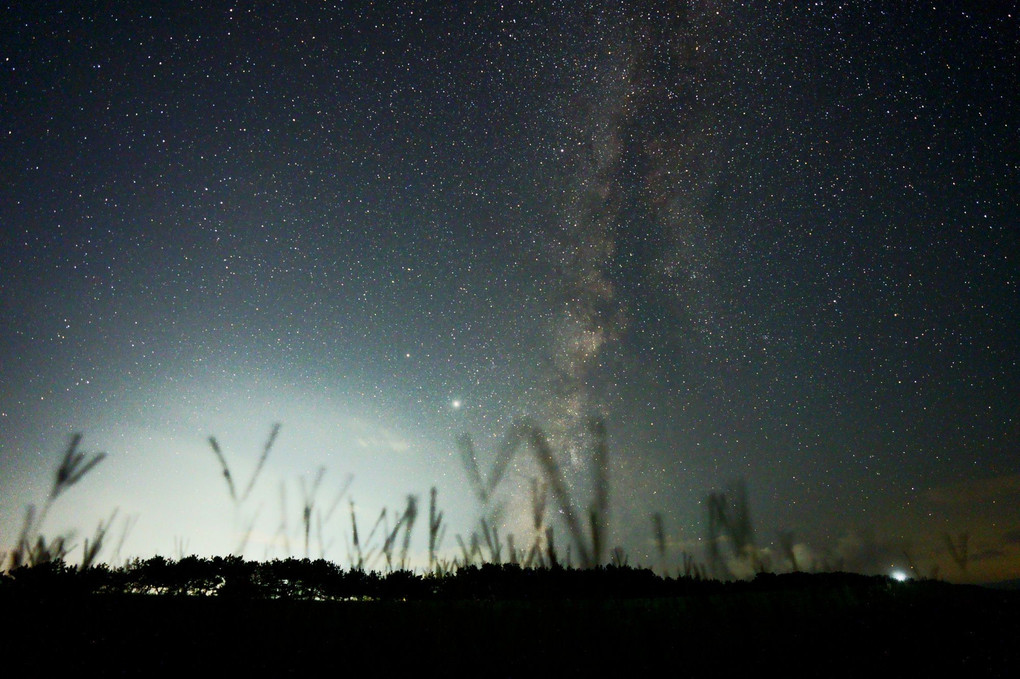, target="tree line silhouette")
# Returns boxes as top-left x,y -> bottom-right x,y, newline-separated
2,554 -> 925,603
